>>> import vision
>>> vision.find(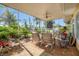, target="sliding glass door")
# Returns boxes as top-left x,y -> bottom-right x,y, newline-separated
75,12 -> 79,40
